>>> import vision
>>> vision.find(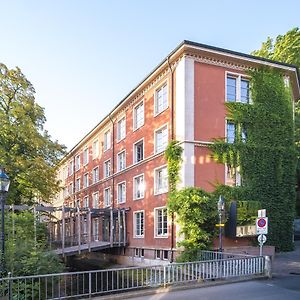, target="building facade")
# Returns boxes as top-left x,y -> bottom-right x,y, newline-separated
55,41 -> 300,263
